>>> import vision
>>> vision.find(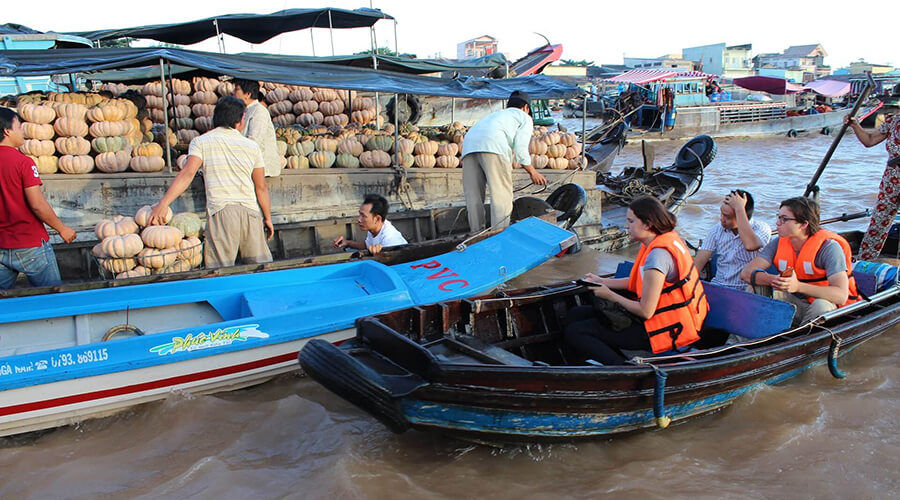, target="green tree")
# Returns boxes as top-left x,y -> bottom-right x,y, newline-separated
560,59 -> 595,67
355,46 -> 398,57
98,38 -> 134,48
